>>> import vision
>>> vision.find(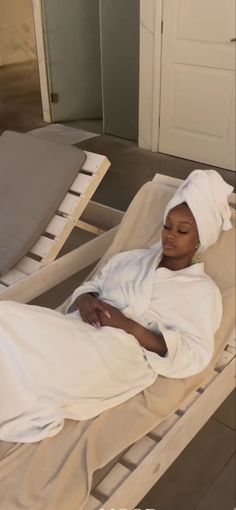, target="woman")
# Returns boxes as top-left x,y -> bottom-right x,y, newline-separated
0,170 -> 233,443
